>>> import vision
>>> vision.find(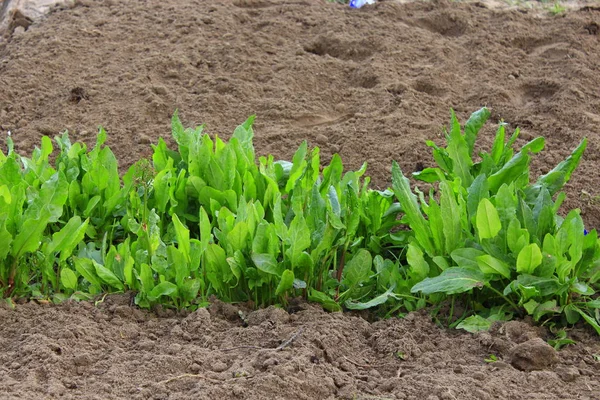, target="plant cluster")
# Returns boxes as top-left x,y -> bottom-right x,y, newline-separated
1,108 -> 599,333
